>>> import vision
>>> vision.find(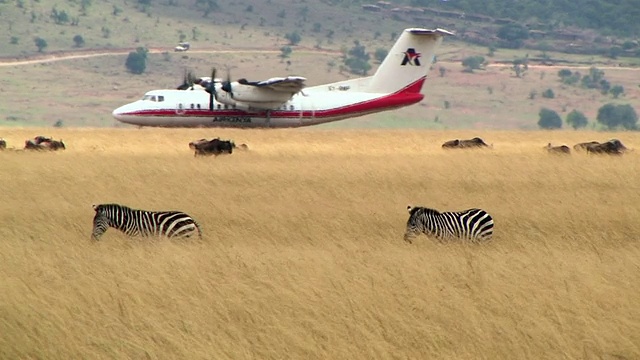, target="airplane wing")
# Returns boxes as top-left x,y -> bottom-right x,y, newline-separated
254,76 -> 306,93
